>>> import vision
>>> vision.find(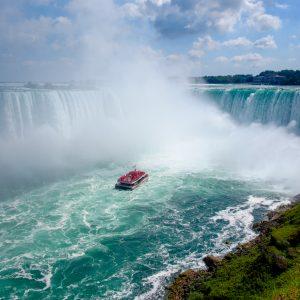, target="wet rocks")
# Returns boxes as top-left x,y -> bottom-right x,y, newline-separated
271,254 -> 288,272
203,255 -> 222,271
292,194 -> 300,202
166,269 -> 202,300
